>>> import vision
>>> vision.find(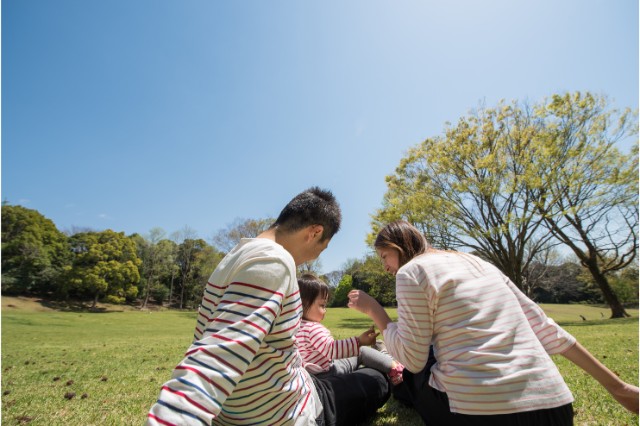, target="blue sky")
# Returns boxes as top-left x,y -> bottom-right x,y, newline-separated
3,0 -> 638,273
